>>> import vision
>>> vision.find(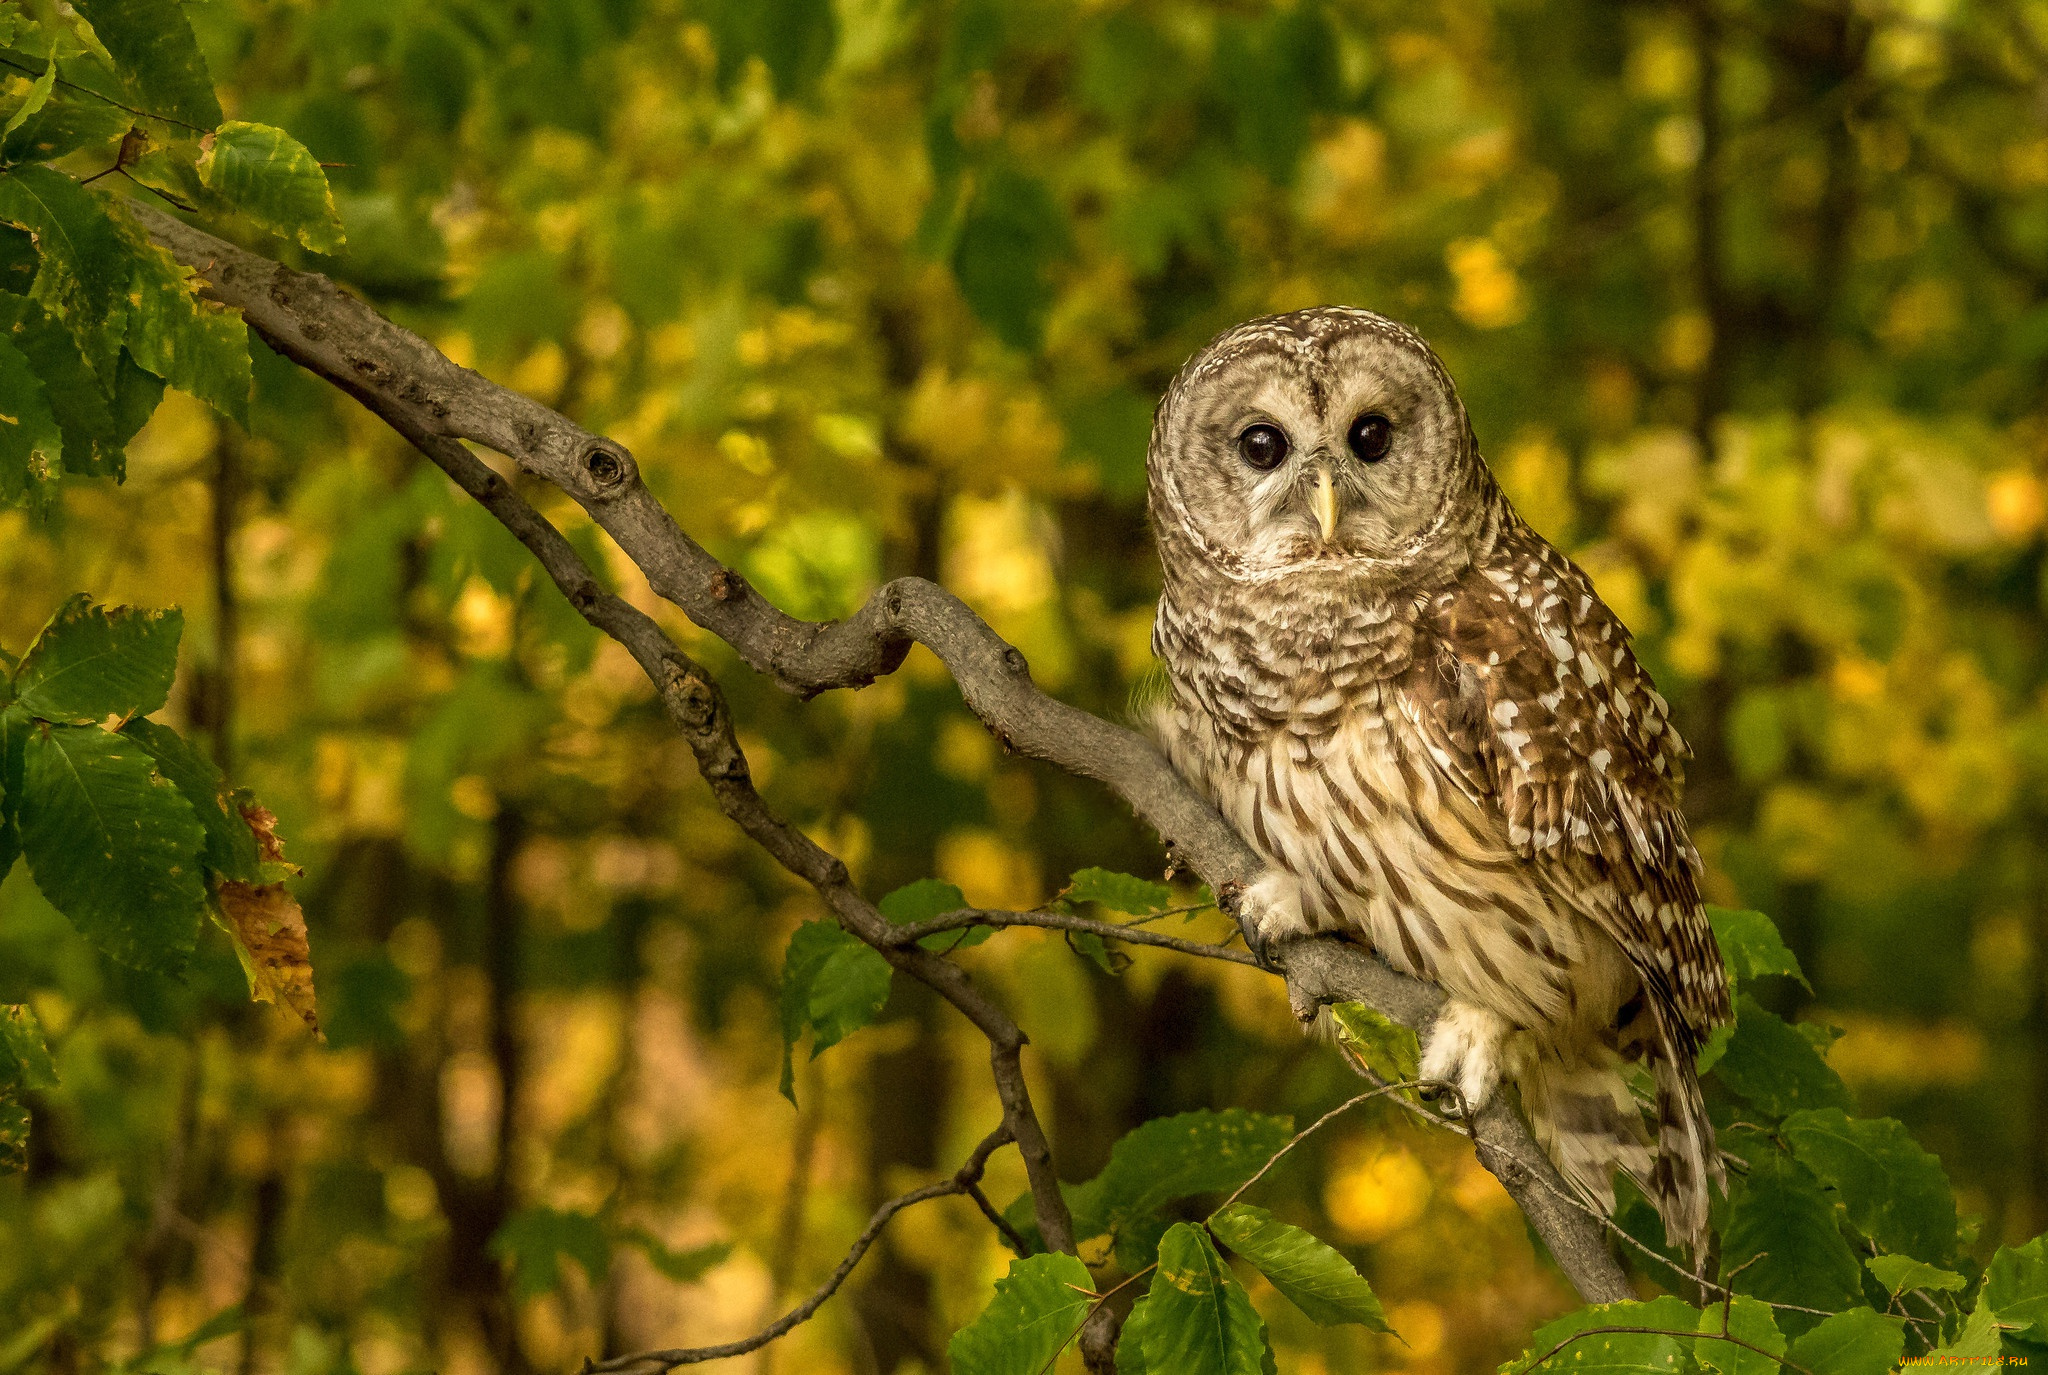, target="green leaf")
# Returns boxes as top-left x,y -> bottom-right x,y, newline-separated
122,719 -> 262,882
1693,1296 -> 1783,1375
1082,1109 -> 1293,1271
1708,907 -> 1811,991
619,1231 -> 731,1284
1215,7 -> 1339,184
952,164 -> 1068,352
1132,1223 -> 1270,1375
0,292 -> 120,478
1065,867 -> 1172,915
1711,995 -> 1853,1118
0,60 -> 56,144
1986,1236 -> 2048,1337
0,166 -> 125,365
0,1004 -> 56,1092
0,703 -> 25,873
0,1098 -> 26,1171
197,122 -> 345,254
1719,1139 -> 1865,1317
12,594 -> 182,722
1328,1002 -> 1421,1088
120,226 -> 251,424
1694,1015 -> 1735,1075
487,1206 -> 610,1303
879,877 -> 990,950
704,0 -> 840,99
1783,1308 -> 1906,1375
0,329 -> 60,503
1781,1108 -> 1956,1262
1206,1204 -> 1390,1330
70,0 -> 224,129
1866,1254 -> 1965,1297
946,1252 -> 1094,1375
1932,1304 -> 2005,1360
1,86 -> 132,166
18,720 -> 206,971
1070,929 -> 1119,974
1504,1297 -> 1700,1375
777,920 -> 892,1102
1116,1291 -> 1158,1375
